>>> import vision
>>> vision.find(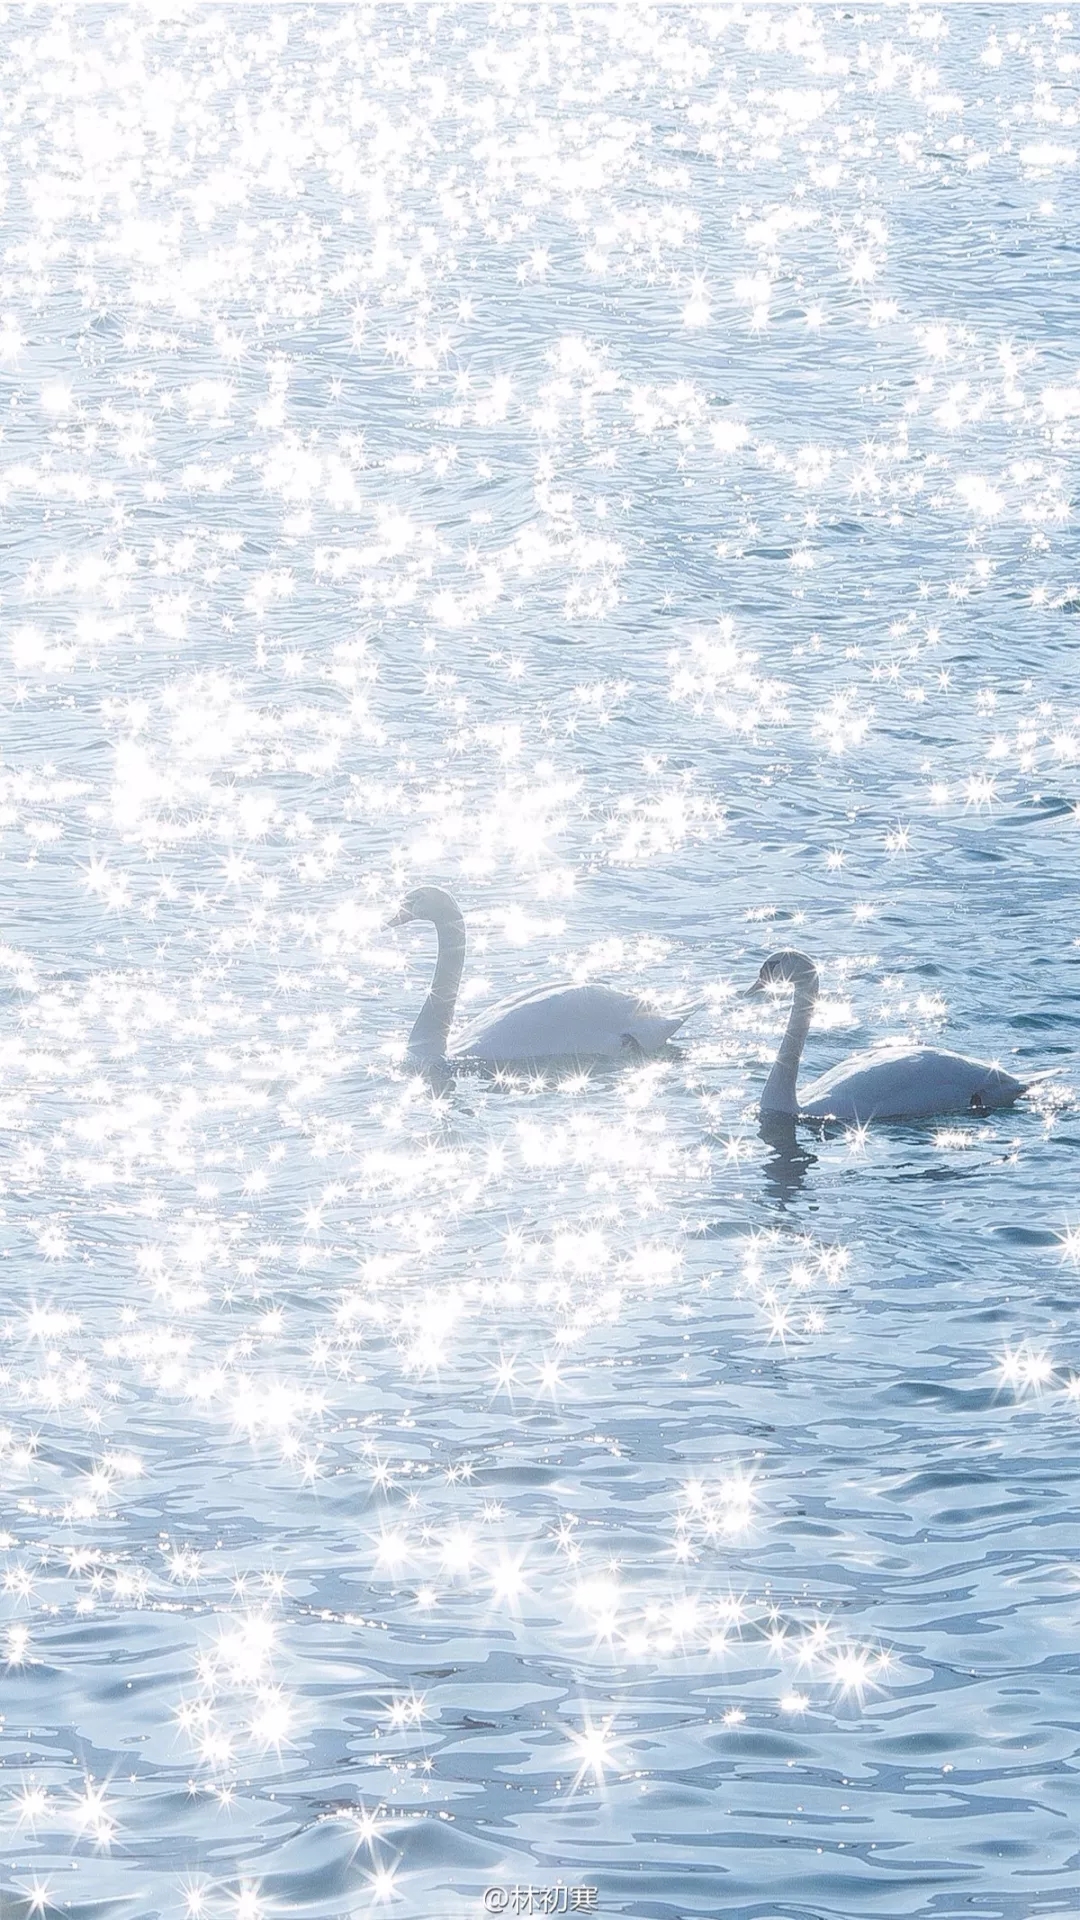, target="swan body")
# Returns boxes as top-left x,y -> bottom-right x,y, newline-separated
389,885 -> 698,1069
452,982 -> 692,1064
749,950 -> 1032,1124
798,1045 -> 1027,1122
